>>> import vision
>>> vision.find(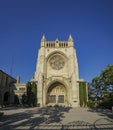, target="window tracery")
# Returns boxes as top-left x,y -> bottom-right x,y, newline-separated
49,55 -> 65,70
